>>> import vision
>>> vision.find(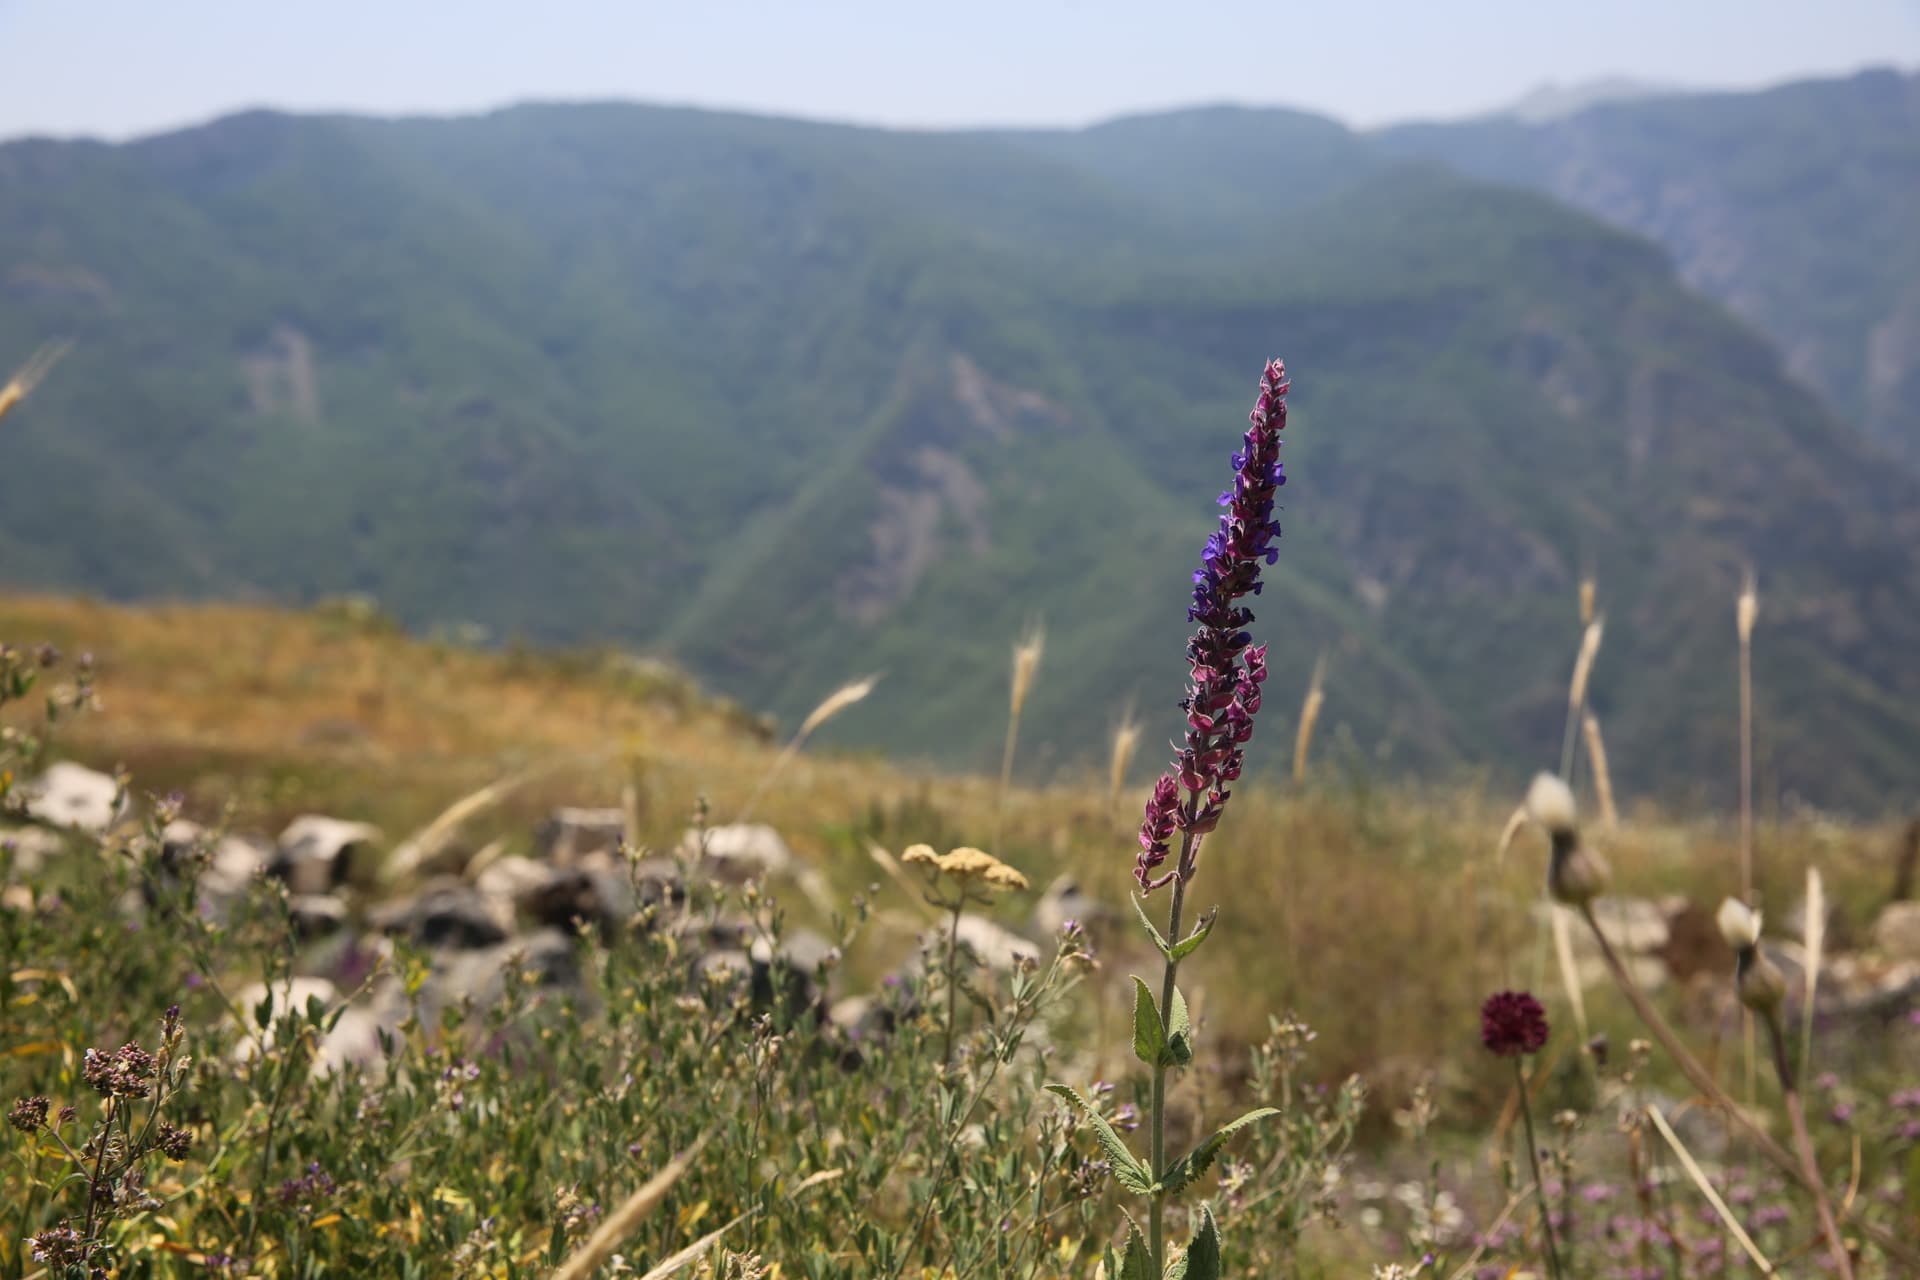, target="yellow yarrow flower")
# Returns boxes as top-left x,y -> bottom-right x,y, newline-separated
899,844 -> 1029,891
